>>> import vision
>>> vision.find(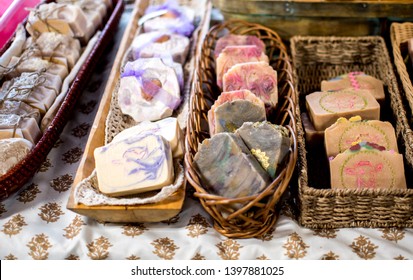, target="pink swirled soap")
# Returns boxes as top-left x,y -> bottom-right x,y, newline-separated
214,34 -> 265,59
